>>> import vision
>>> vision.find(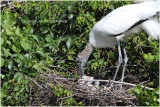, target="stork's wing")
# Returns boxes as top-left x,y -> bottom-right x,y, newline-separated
94,1 -> 160,36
